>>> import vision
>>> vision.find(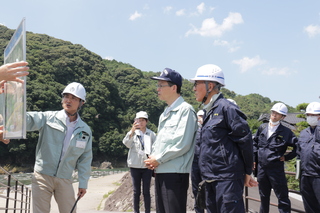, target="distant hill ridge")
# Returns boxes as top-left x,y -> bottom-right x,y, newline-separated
0,24 -> 299,166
